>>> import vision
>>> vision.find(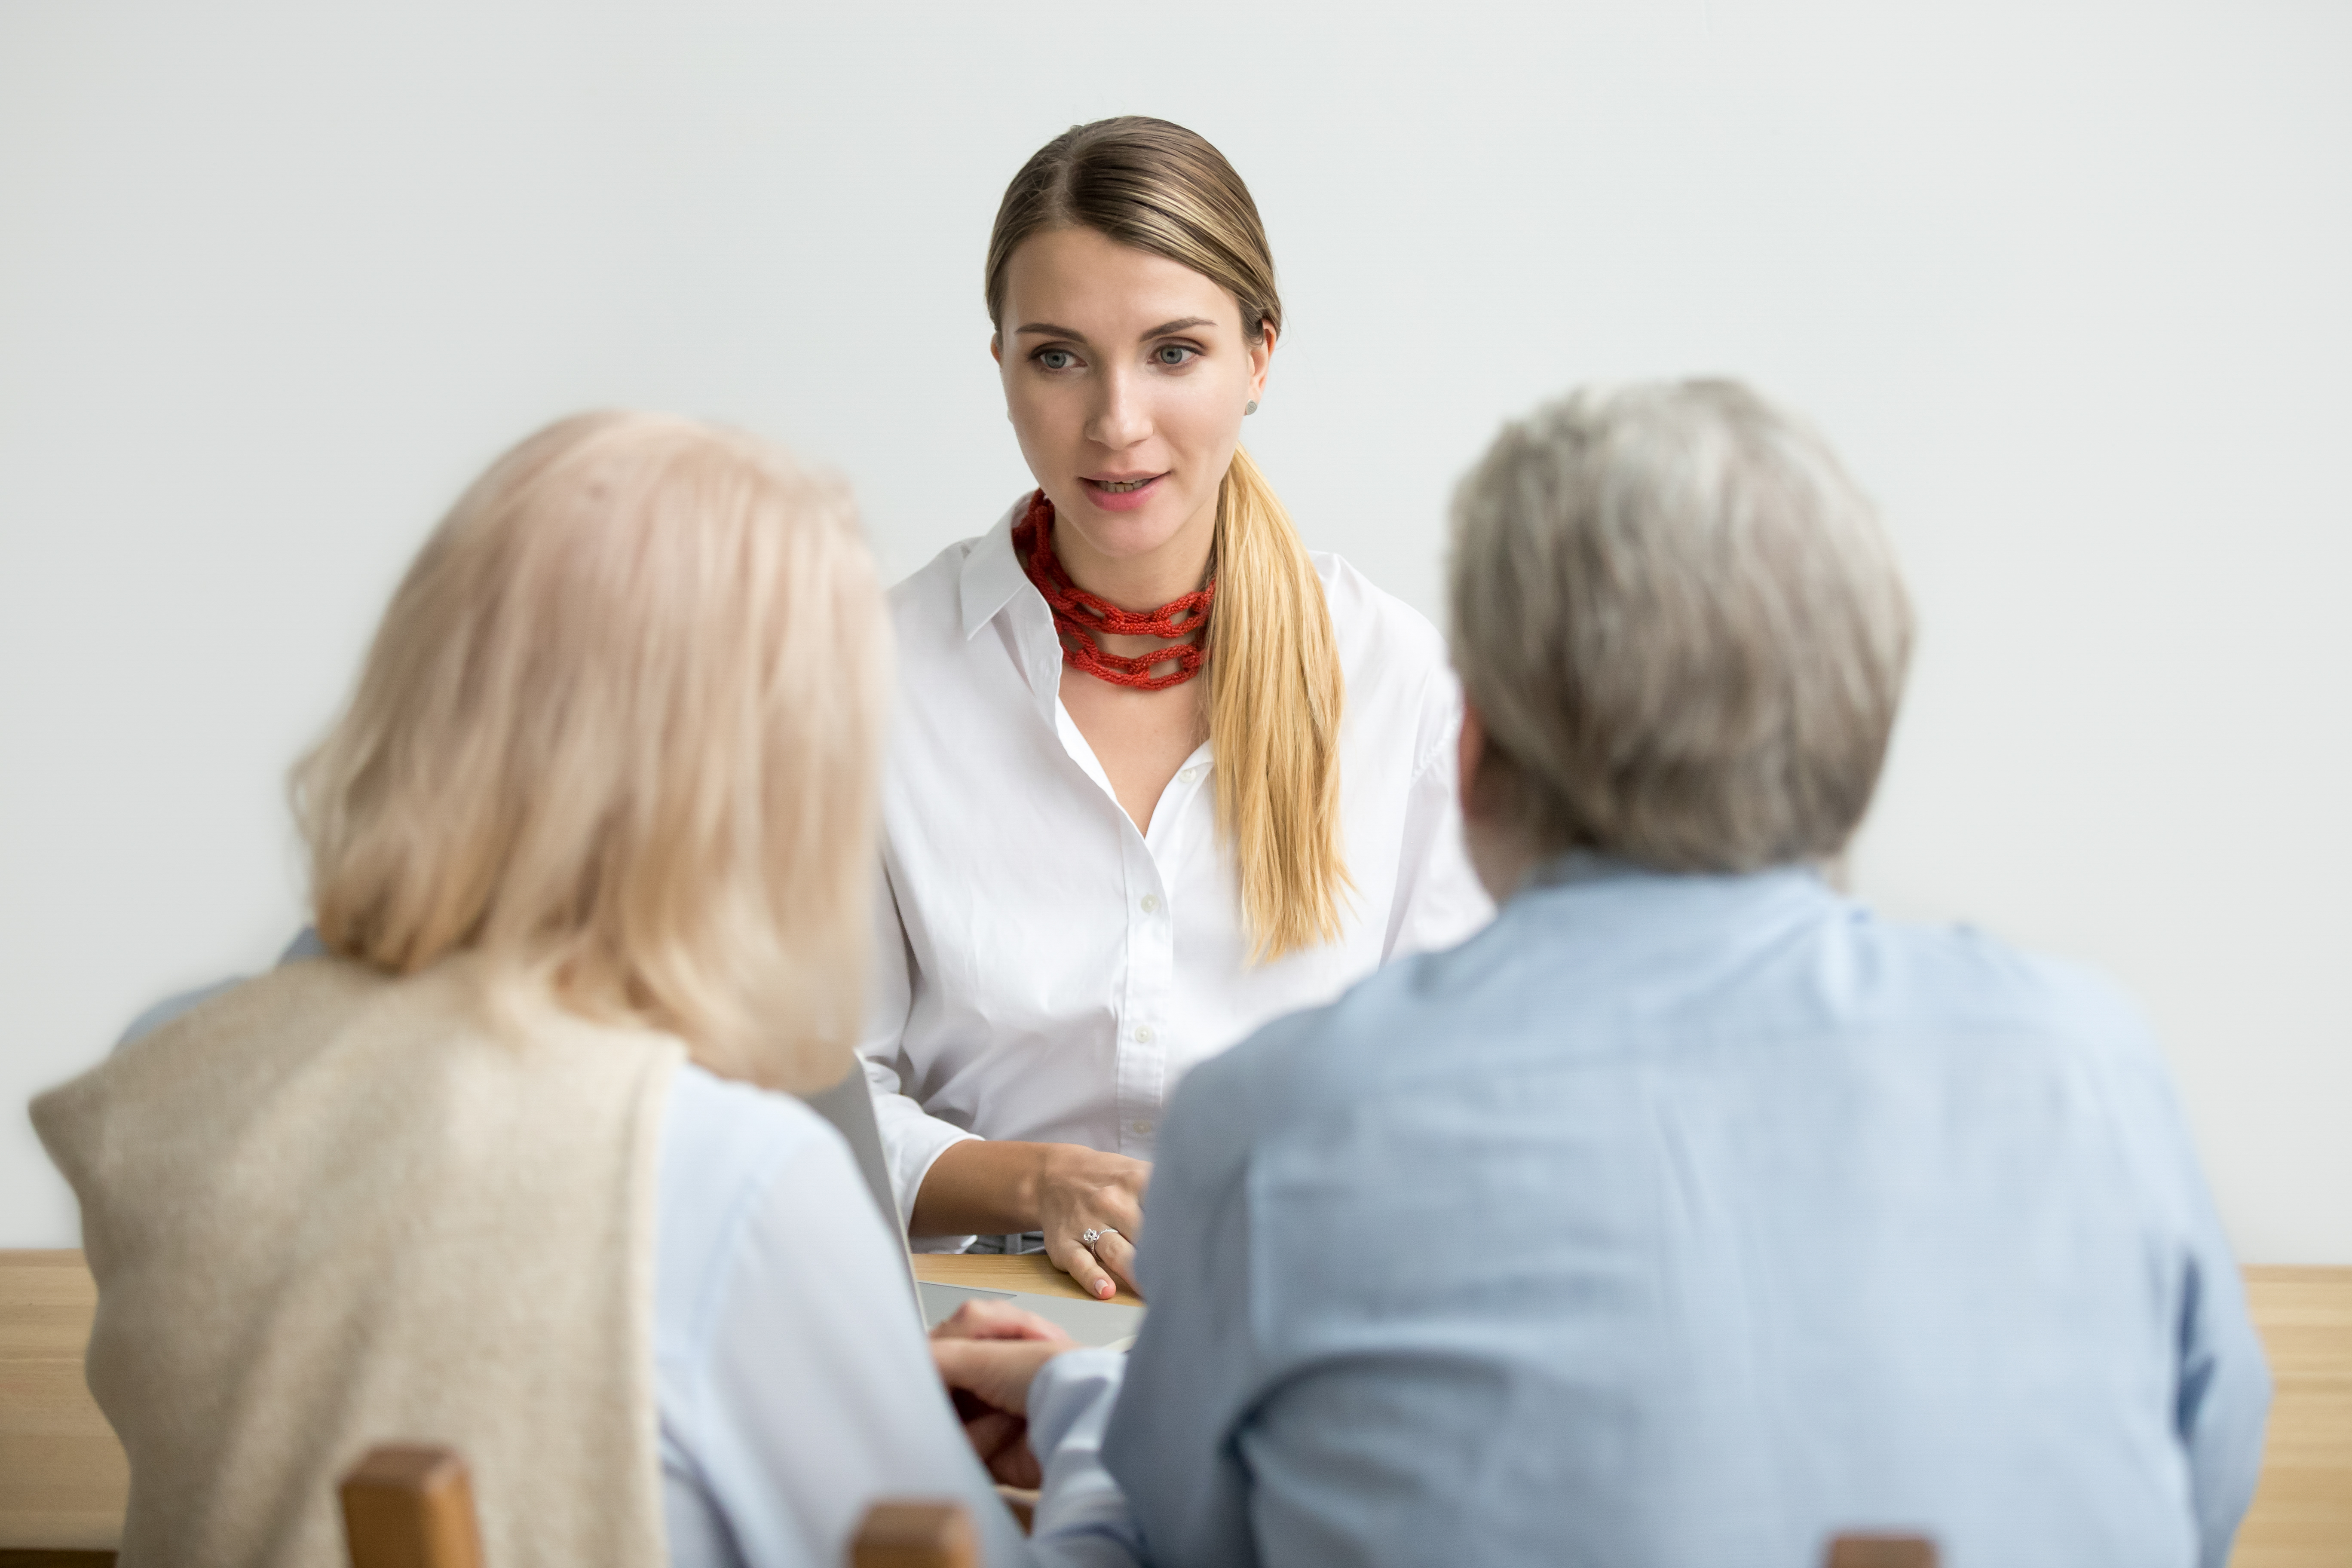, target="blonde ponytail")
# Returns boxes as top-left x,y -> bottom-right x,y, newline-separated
1207,446 -> 1351,960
